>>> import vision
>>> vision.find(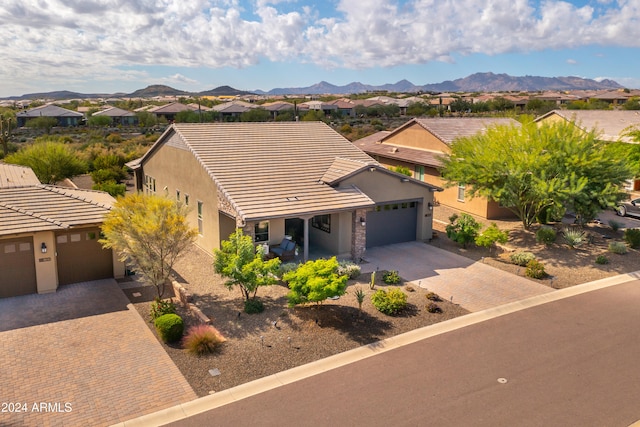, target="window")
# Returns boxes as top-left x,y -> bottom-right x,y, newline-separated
184,194 -> 189,206
197,201 -> 203,235
415,165 -> 425,181
176,189 -> 181,202
311,214 -> 331,233
254,221 -> 269,243
457,184 -> 466,202
144,175 -> 156,194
